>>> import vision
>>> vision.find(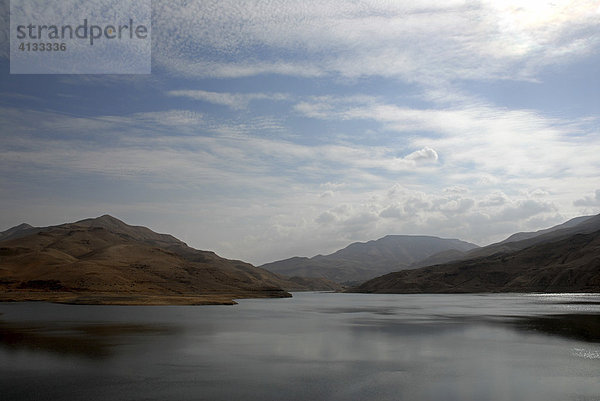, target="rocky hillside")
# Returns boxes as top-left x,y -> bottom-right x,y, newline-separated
261,235 -> 478,284
424,214 -> 599,264
352,227 -> 600,294
0,215 -> 306,305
